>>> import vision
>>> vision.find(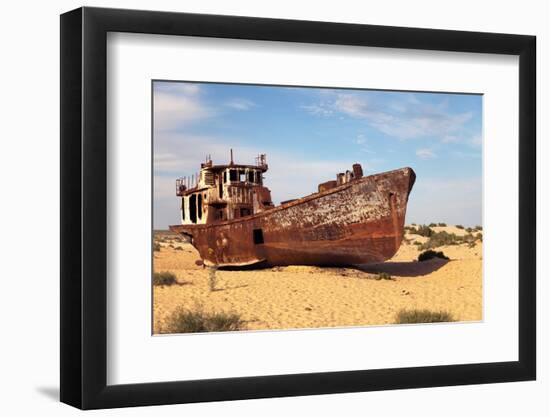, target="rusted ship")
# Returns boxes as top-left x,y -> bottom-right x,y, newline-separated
169,151 -> 415,267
